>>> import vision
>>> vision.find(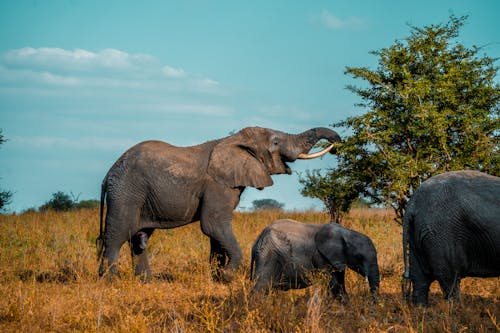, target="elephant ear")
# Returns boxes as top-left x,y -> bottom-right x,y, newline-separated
208,129 -> 273,189
315,224 -> 347,271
